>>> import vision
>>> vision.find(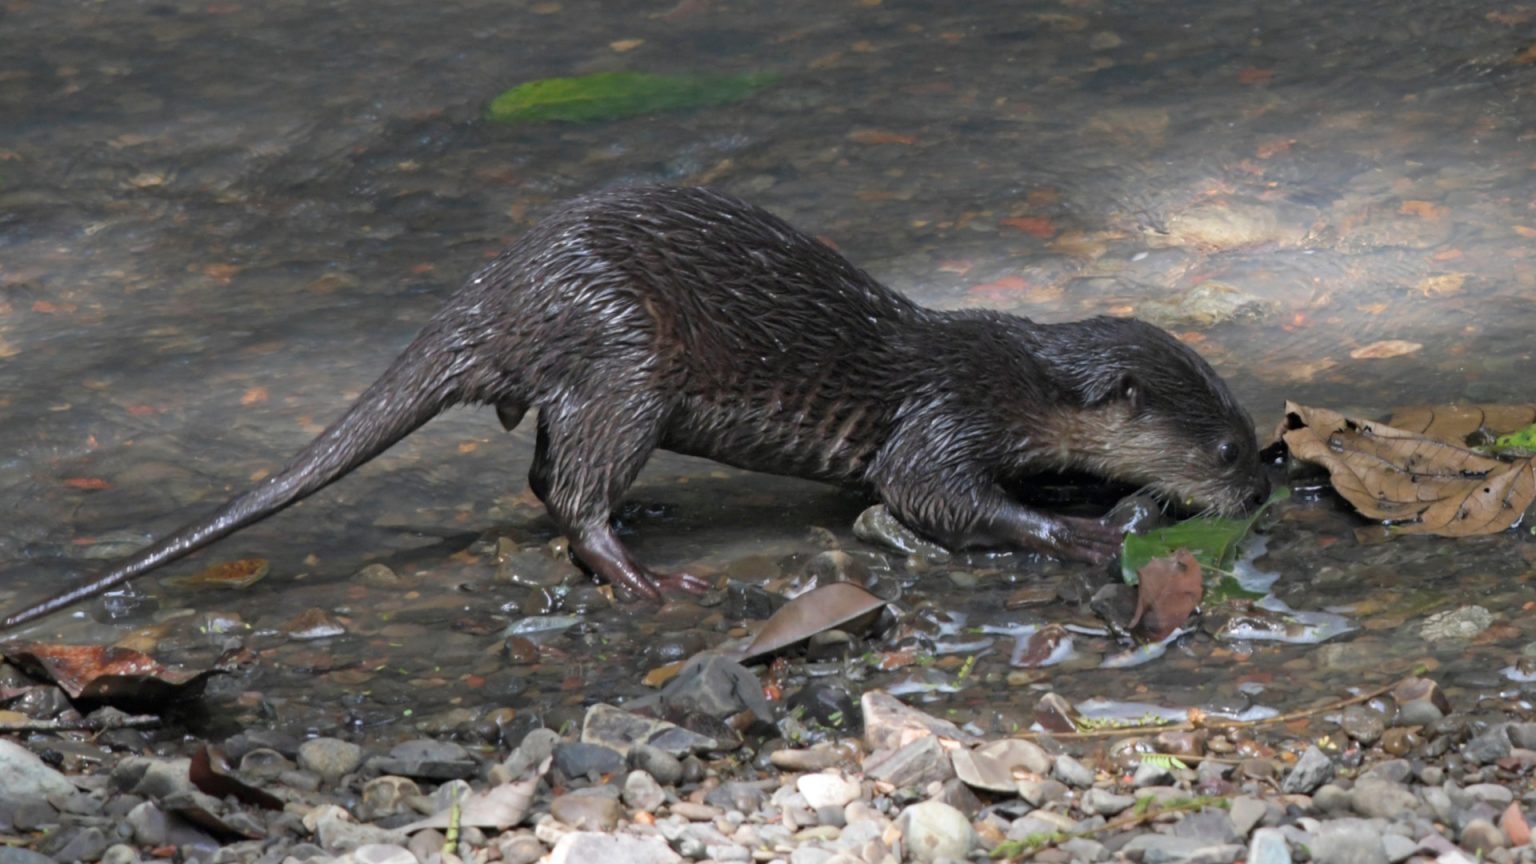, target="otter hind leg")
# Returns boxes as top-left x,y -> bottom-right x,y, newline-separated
537,395 -> 707,599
